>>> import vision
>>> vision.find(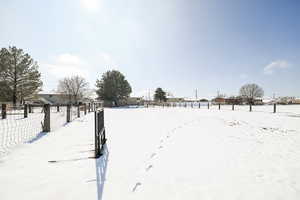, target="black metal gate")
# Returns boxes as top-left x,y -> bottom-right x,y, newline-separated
94,109 -> 106,158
